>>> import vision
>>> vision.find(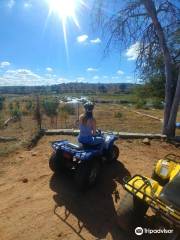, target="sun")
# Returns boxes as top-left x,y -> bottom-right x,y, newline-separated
47,0 -> 83,27
46,0 -> 85,58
